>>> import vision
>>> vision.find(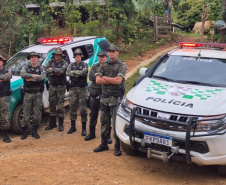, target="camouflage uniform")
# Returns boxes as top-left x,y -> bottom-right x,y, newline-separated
45,54 -> 67,131
94,55 -> 127,155
84,62 -> 102,141
21,59 -> 46,139
0,67 -> 11,131
66,59 -> 88,135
